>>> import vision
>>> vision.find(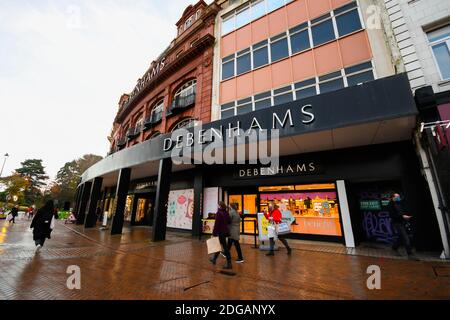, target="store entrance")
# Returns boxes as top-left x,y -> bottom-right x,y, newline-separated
348,181 -> 403,247
130,193 -> 155,226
